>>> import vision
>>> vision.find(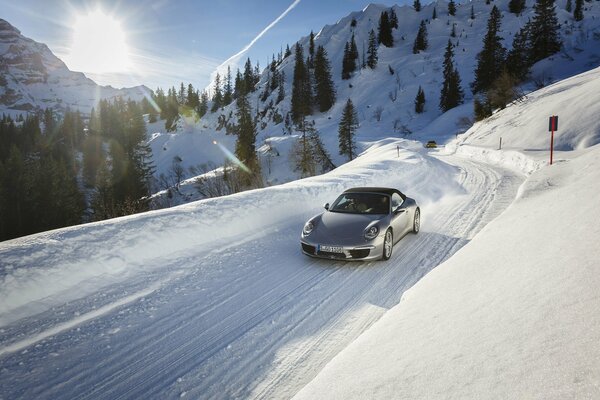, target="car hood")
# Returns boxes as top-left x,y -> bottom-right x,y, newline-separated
313,211 -> 386,241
